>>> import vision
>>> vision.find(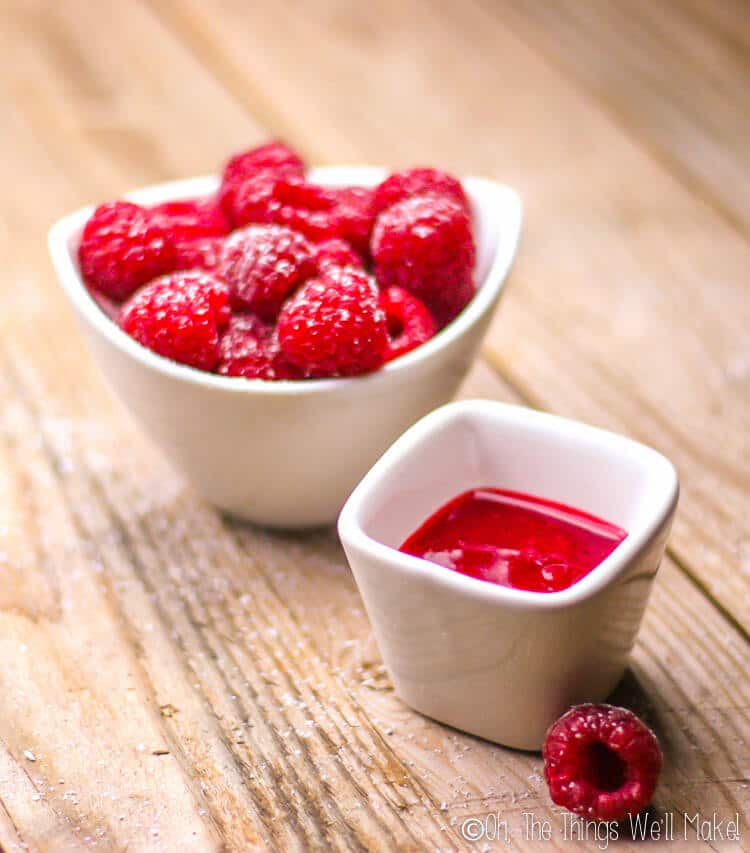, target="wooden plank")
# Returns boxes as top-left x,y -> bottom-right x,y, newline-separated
0,0 -> 747,849
4,339 -> 750,847
149,0 -> 750,636
487,0 -> 750,233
